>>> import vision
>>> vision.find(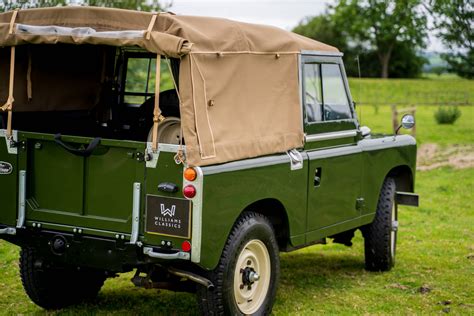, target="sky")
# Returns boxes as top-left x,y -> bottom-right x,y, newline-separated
168,0 -> 443,51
